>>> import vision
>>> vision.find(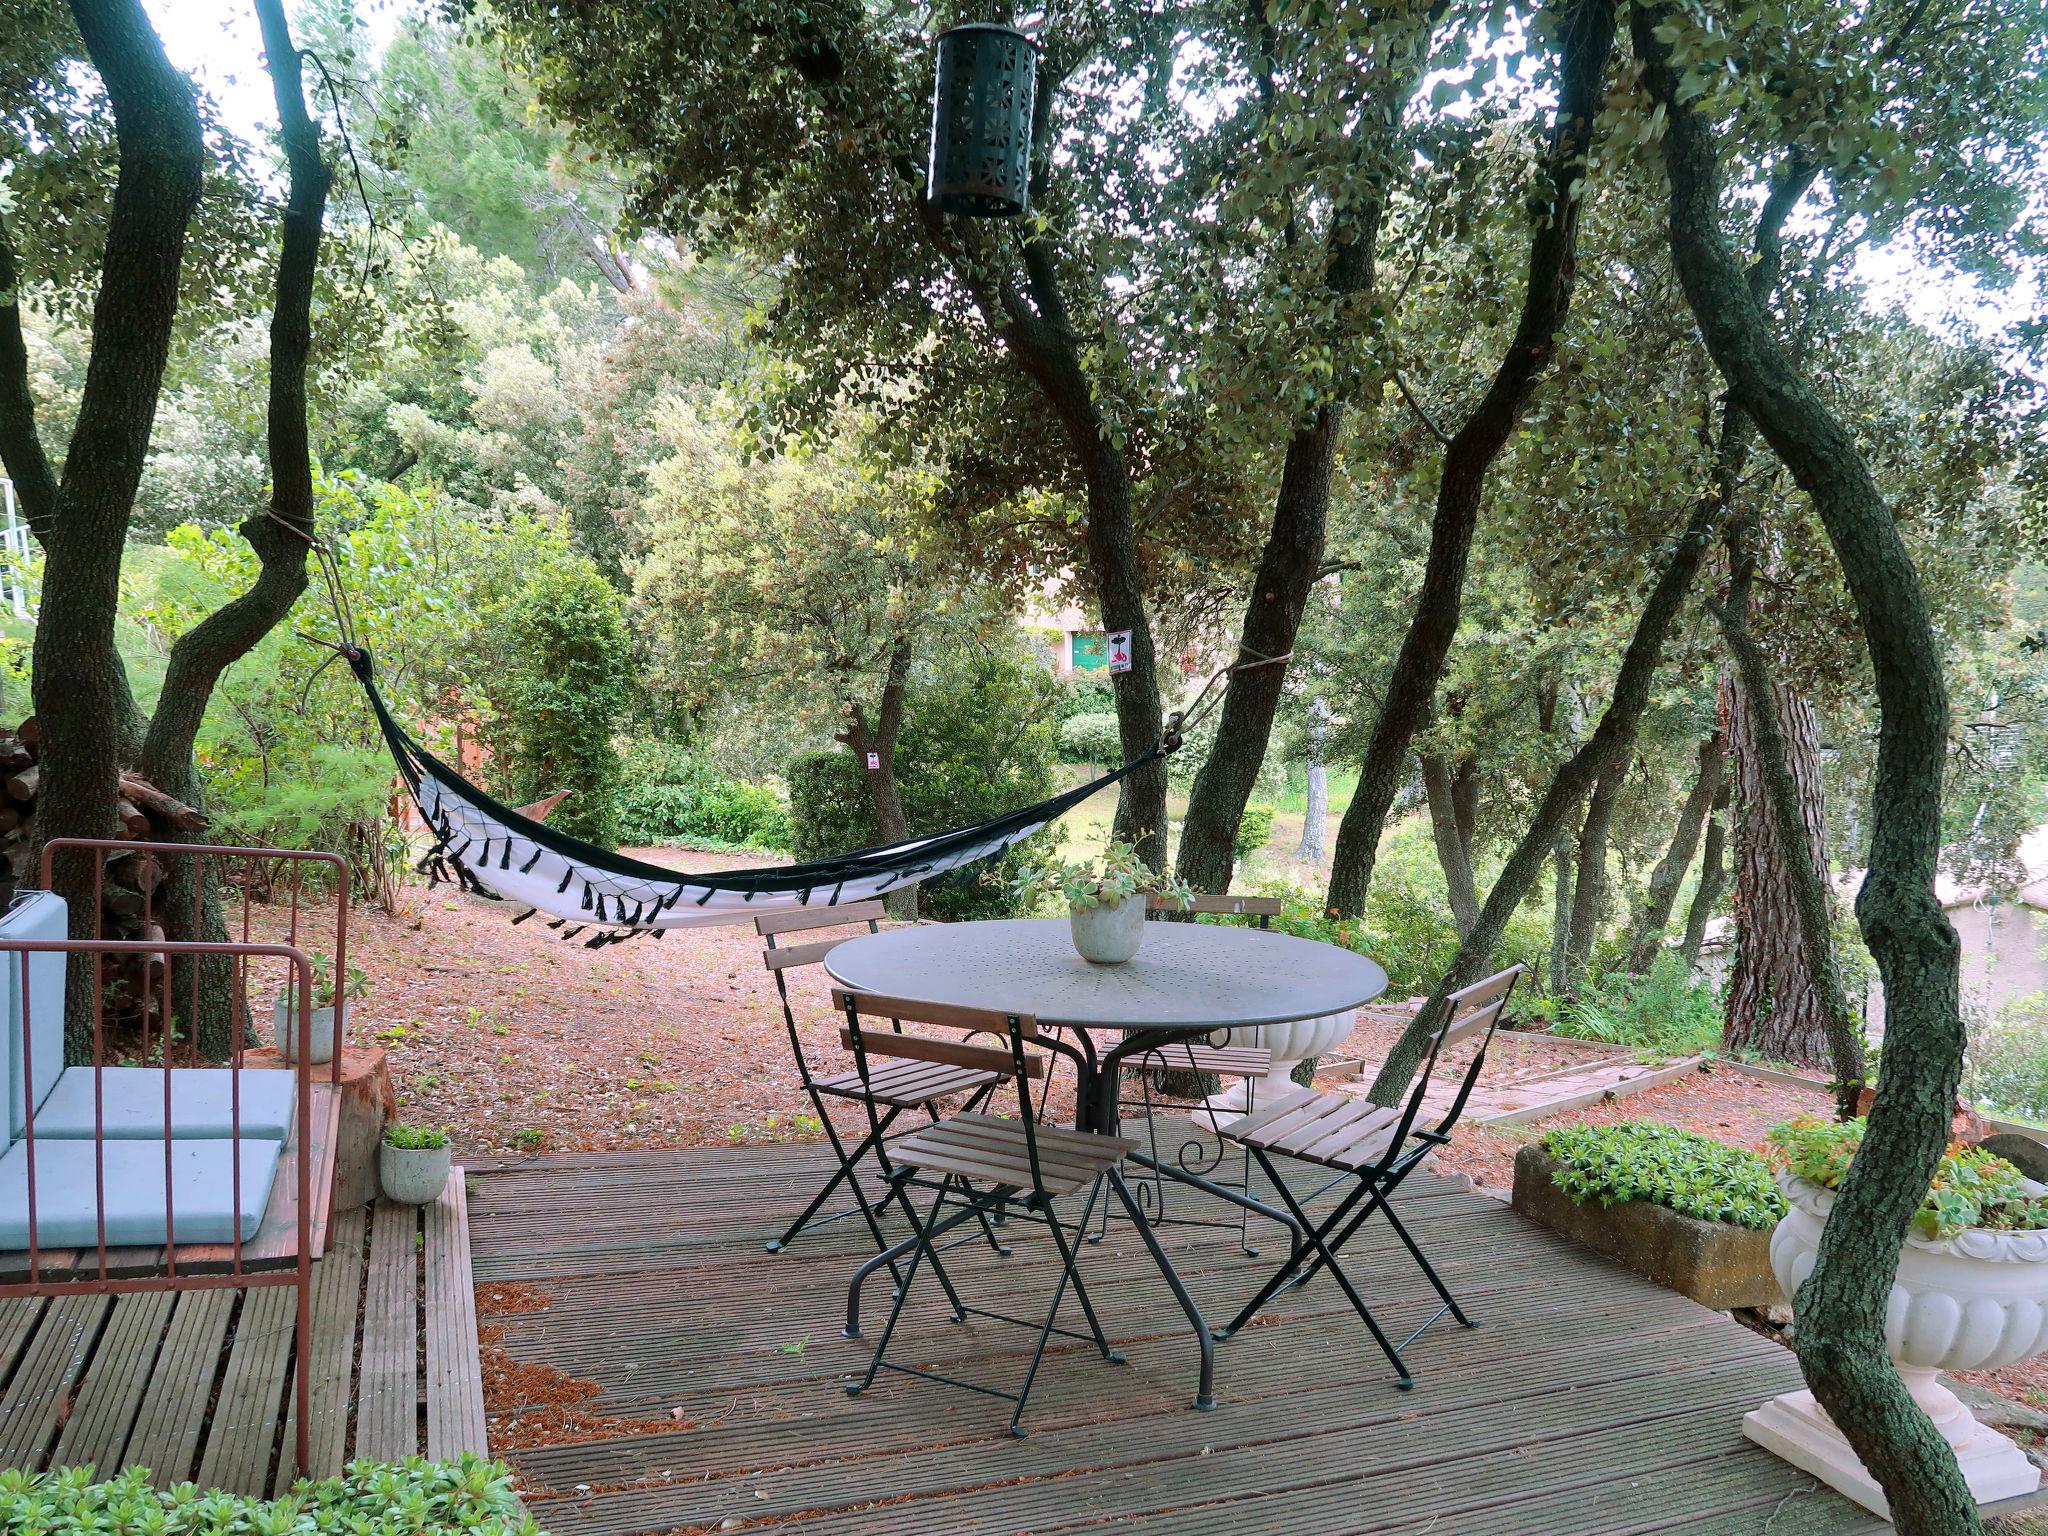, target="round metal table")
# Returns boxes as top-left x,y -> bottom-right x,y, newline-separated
824,917 -> 1389,1133
825,916 -> 1388,1410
